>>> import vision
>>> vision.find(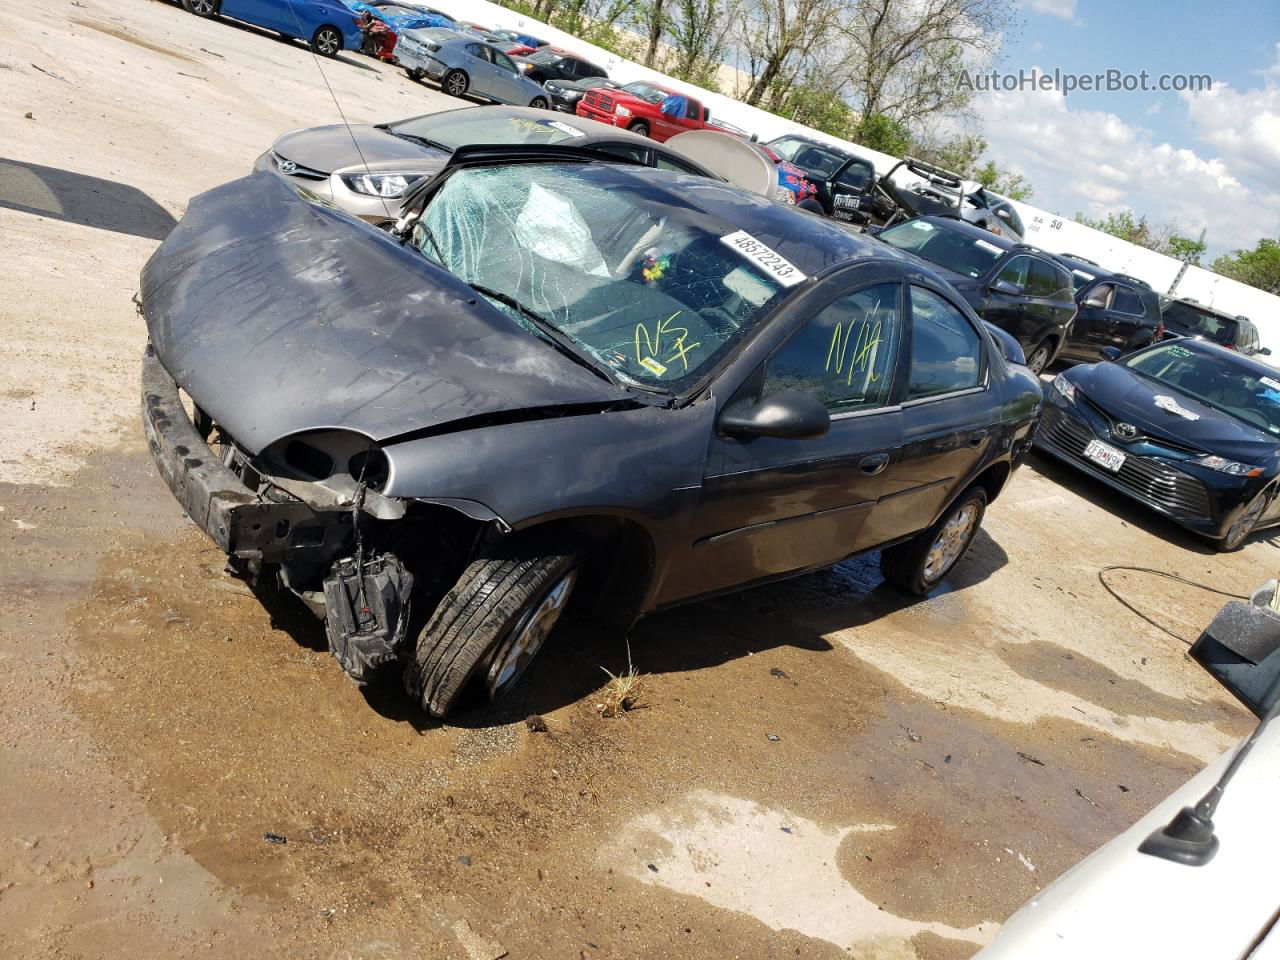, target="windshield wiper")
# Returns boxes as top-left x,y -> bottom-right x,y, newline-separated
467,283 -> 621,388
379,127 -> 451,152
